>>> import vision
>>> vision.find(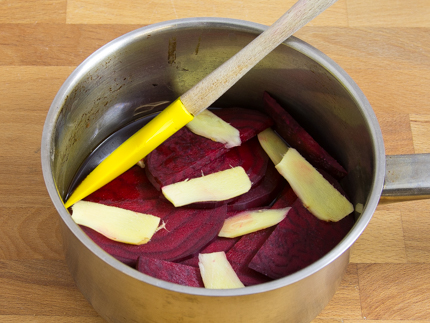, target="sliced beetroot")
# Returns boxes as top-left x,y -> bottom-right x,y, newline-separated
226,227 -> 274,286
145,127 -> 224,190
248,198 -> 355,279
263,92 -> 347,179
227,161 -> 285,211
85,189 -> 169,216
145,108 -> 273,190
179,236 -> 240,267
199,136 -> 268,186
271,184 -> 298,209
137,256 -> 204,287
79,201 -> 227,264
85,165 -> 160,209
225,184 -> 297,286
212,107 -> 274,143
112,255 -> 138,267
188,137 -> 269,209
